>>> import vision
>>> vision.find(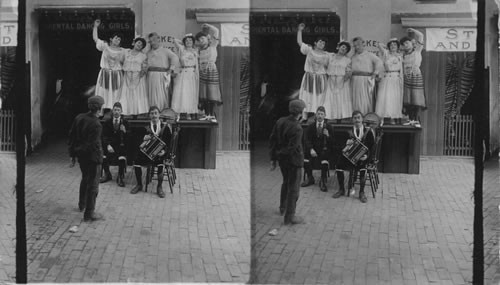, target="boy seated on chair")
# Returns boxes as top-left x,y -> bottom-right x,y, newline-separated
100,102 -> 129,187
332,110 -> 375,203
301,106 -> 335,192
130,106 -> 172,198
